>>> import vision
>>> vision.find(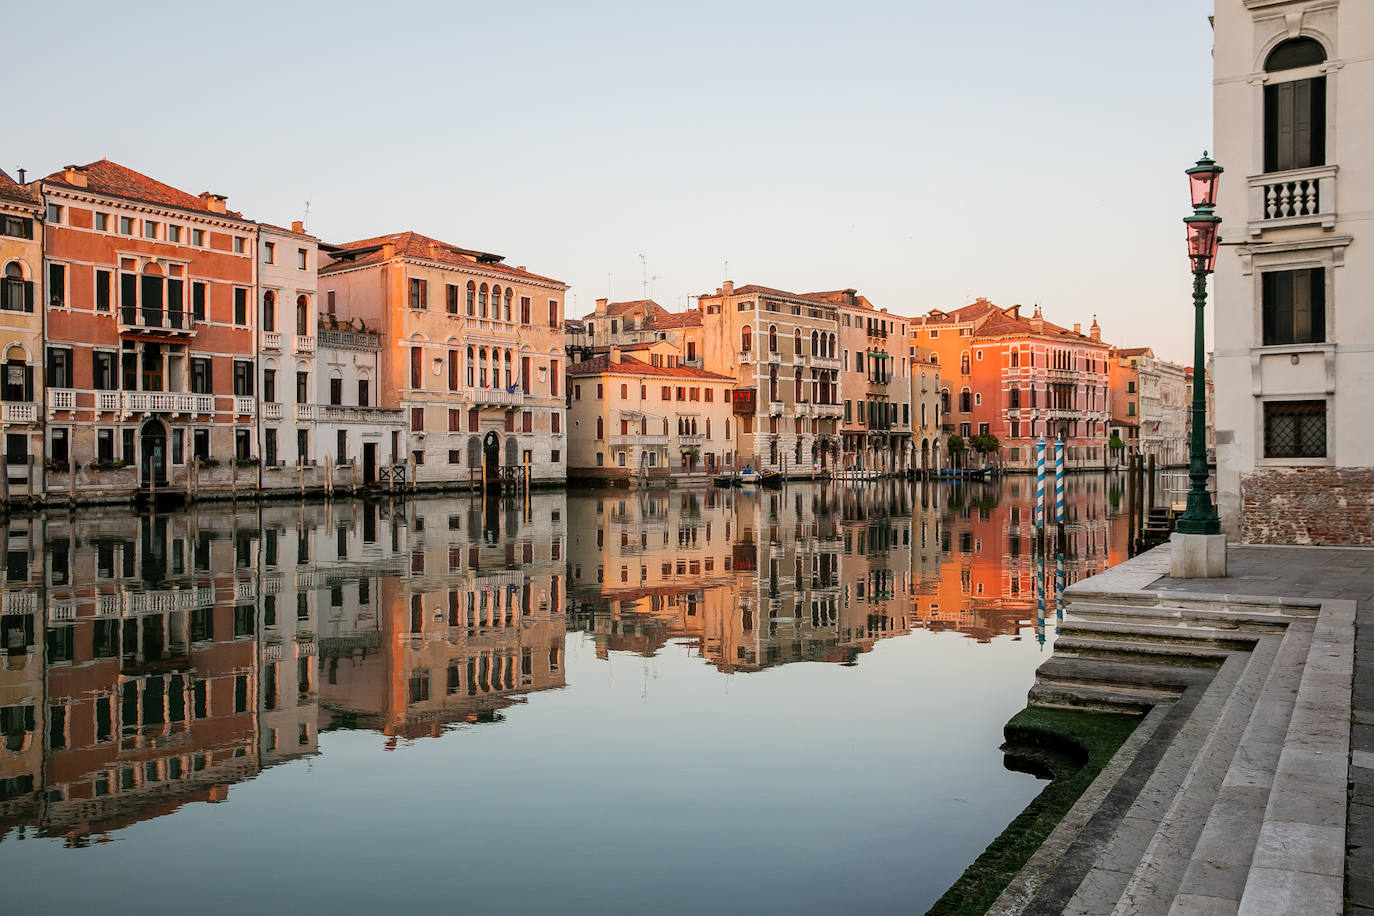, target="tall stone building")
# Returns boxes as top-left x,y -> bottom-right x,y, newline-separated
318,232 -> 567,487
1212,0 -> 1374,543
697,281 -> 842,473
0,169 -> 44,492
